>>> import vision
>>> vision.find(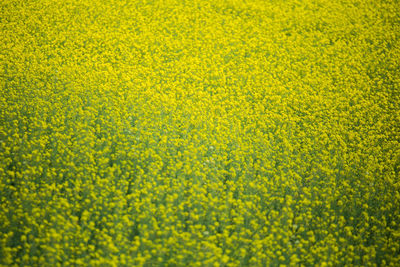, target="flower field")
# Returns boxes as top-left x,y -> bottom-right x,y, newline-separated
1,0 -> 399,266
